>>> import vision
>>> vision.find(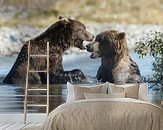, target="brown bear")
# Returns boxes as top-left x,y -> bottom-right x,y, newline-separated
86,30 -> 142,84
3,17 -> 94,84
